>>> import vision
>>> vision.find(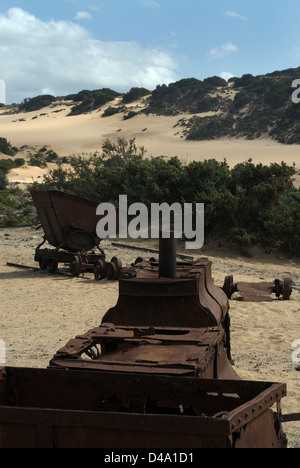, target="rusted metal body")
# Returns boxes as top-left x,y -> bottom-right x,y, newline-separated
2,227 -> 292,448
31,190 -> 119,276
50,324 -> 237,380
0,367 -> 287,448
223,275 -> 293,302
47,239 -> 293,448
103,257 -> 230,329
51,255 -> 236,379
